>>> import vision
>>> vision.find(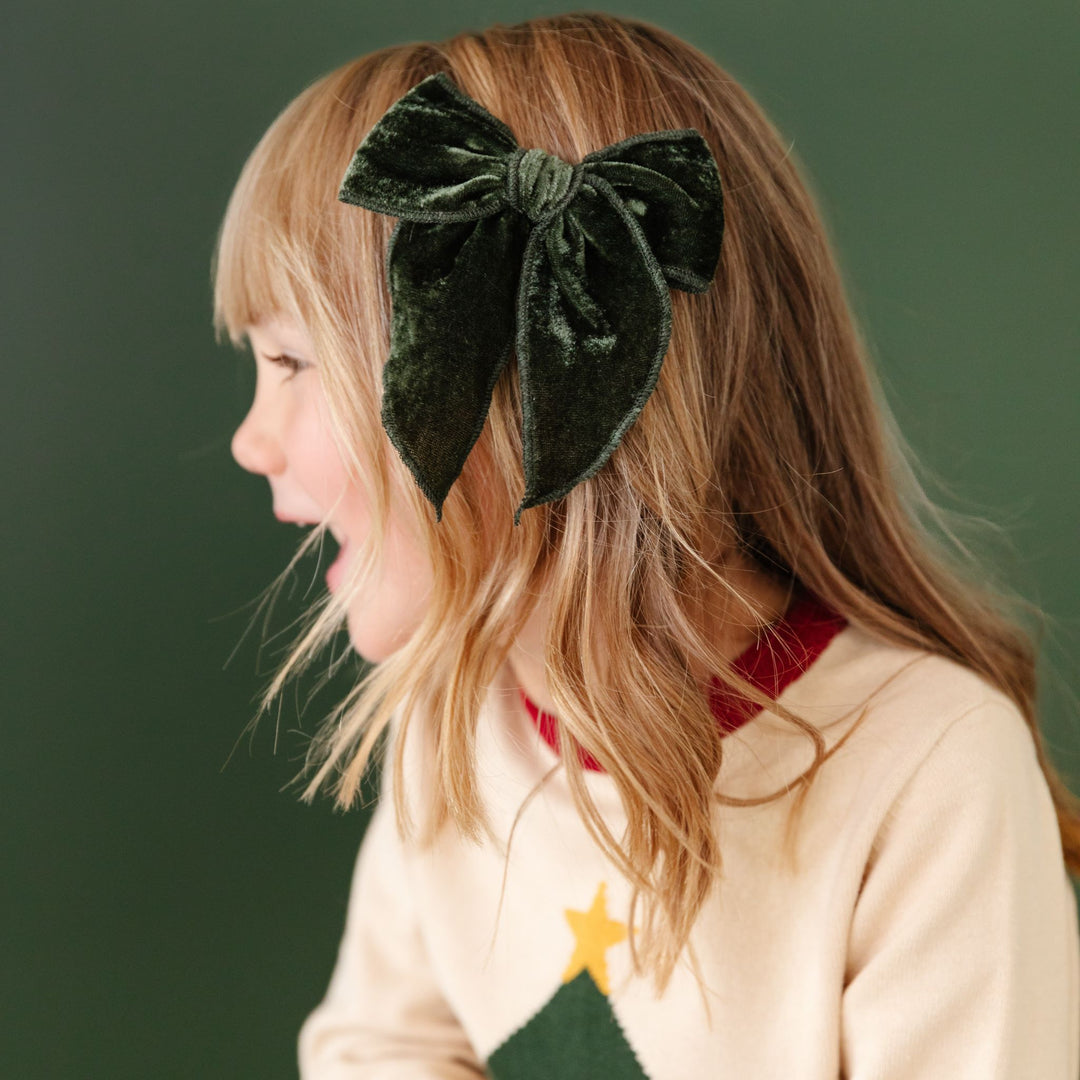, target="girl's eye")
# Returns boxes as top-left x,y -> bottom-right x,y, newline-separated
267,353 -> 311,380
